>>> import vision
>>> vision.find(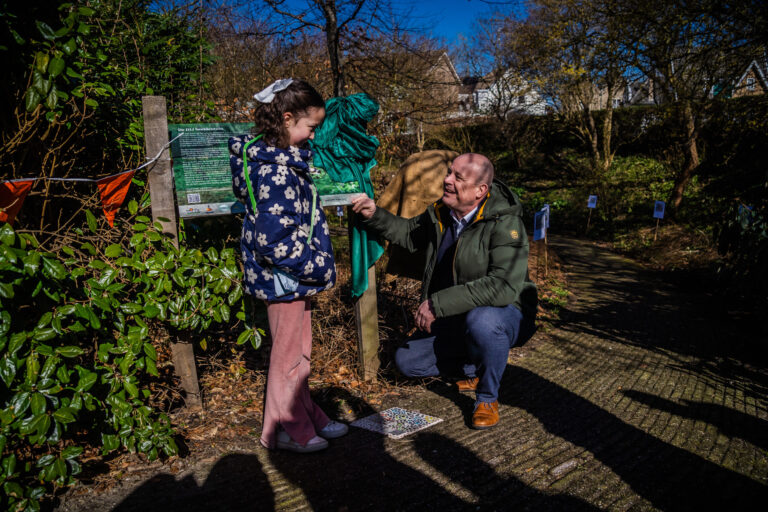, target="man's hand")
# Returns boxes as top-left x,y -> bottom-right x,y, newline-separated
350,194 -> 376,219
415,299 -> 436,333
